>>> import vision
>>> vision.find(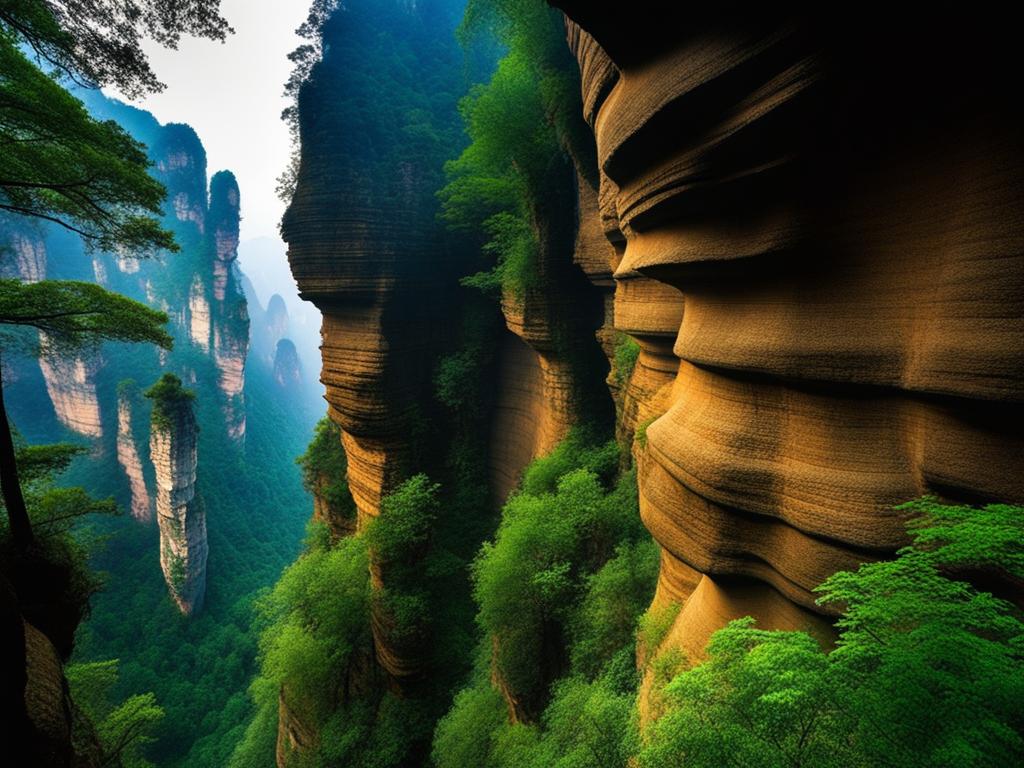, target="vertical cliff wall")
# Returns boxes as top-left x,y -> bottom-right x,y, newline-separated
555,5 -> 1024,682
37,348 -> 104,440
206,171 -> 249,442
149,376 -> 206,616
282,1 -> 467,527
